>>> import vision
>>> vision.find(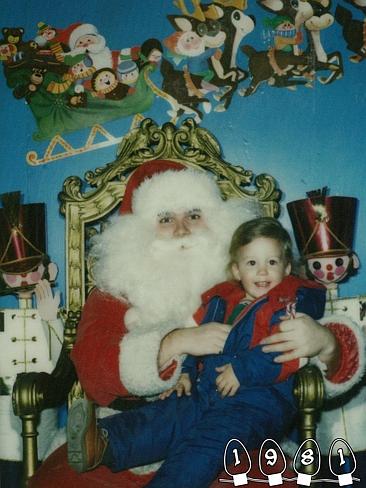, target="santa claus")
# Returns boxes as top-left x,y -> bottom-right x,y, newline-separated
72,160 -> 262,401
29,160 -> 364,487
65,23 -> 113,71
